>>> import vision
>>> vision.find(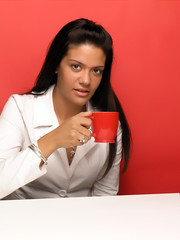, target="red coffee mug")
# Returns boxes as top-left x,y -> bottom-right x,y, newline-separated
88,112 -> 119,143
